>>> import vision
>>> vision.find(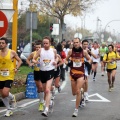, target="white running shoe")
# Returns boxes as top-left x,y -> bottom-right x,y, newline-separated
58,86 -> 61,93
101,72 -> 104,76
80,99 -> 86,108
51,95 -> 55,100
93,77 -> 96,81
84,93 -> 89,102
51,87 -> 55,100
49,100 -> 54,113
41,110 -> 48,117
72,109 -> 78,117
4,110 -> 13,117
